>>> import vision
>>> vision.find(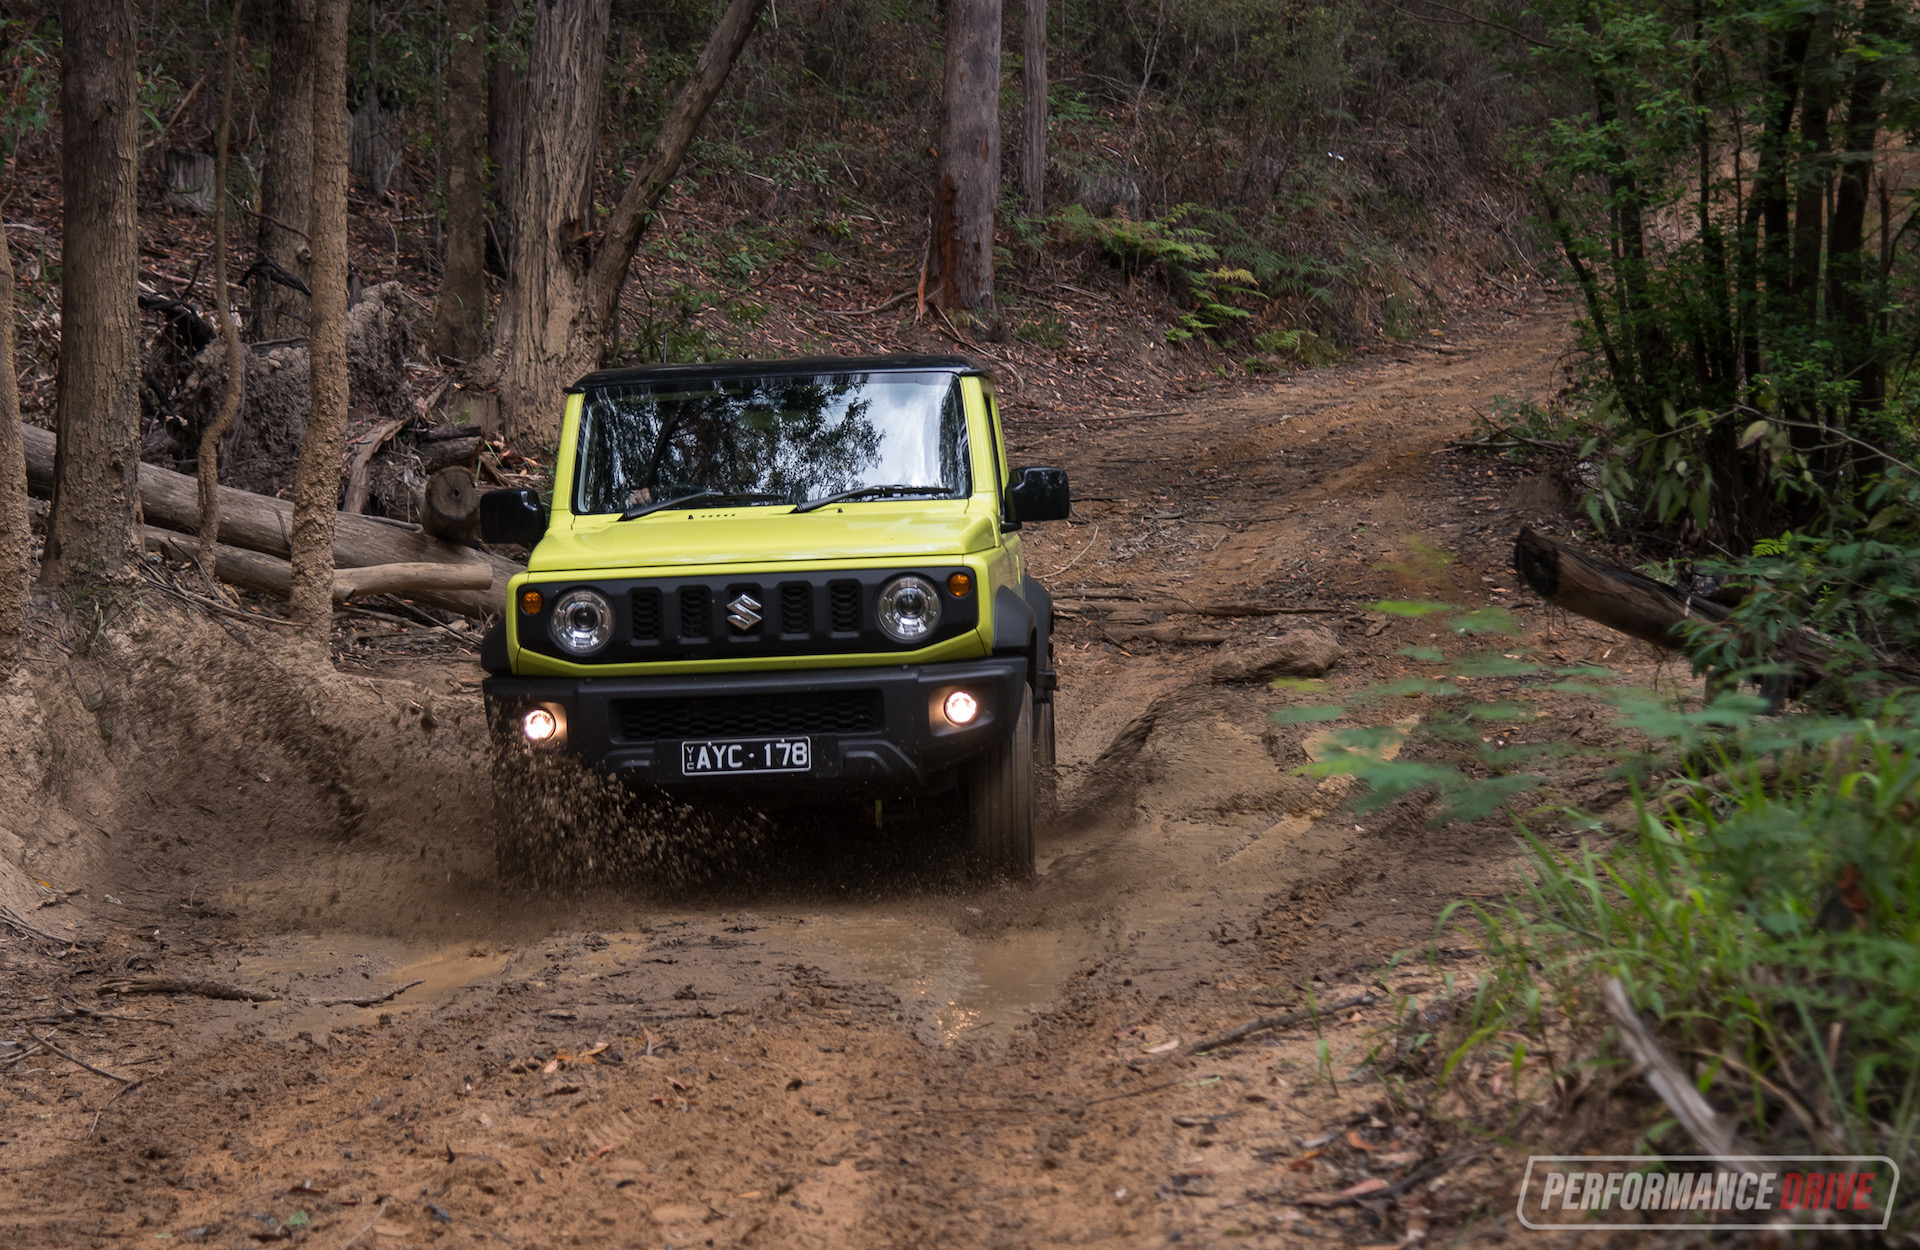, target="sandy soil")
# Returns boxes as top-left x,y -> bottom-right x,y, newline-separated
0,301 -> 1677,1247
